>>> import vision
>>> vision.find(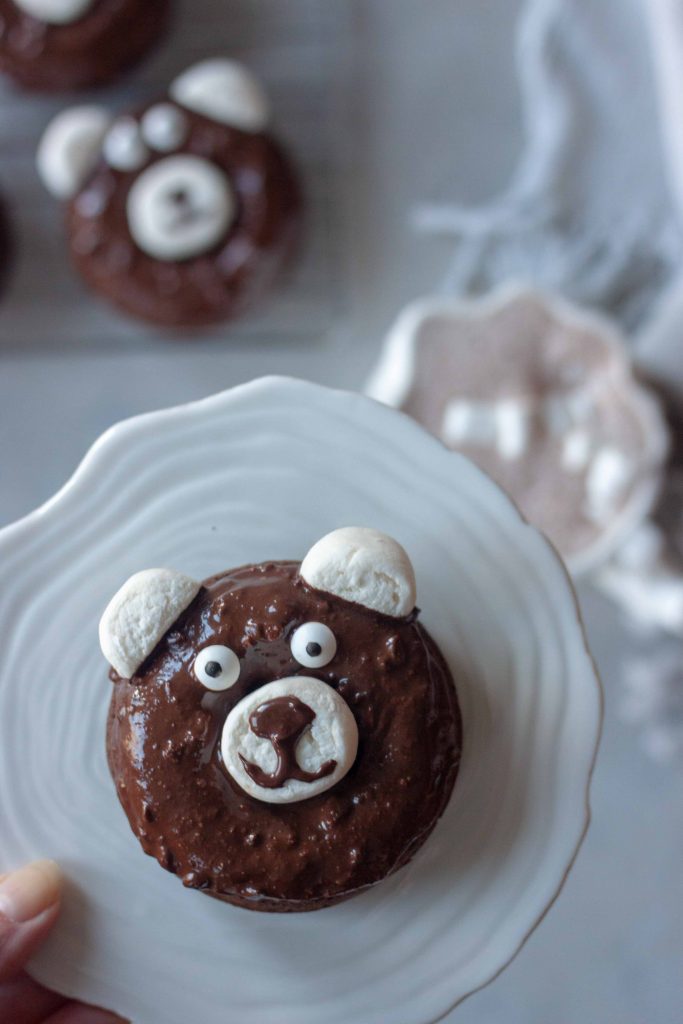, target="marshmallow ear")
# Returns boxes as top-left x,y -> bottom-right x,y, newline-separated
300,527 -> 417,618
37,106 -> 111,199
99,568 -> 201,679
13,0 -> 93,24
169,59 -> 270,133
